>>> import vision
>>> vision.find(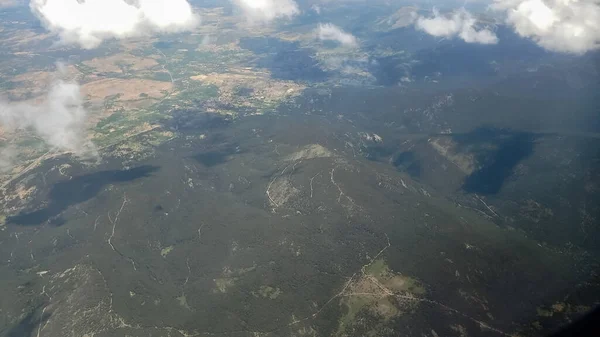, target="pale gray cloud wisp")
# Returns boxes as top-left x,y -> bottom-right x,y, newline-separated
317,23 -> 358,47
415,9 -> 498,44
30,0 -> 199,49
0,146 -> 16,173
0,67 -> 96,158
